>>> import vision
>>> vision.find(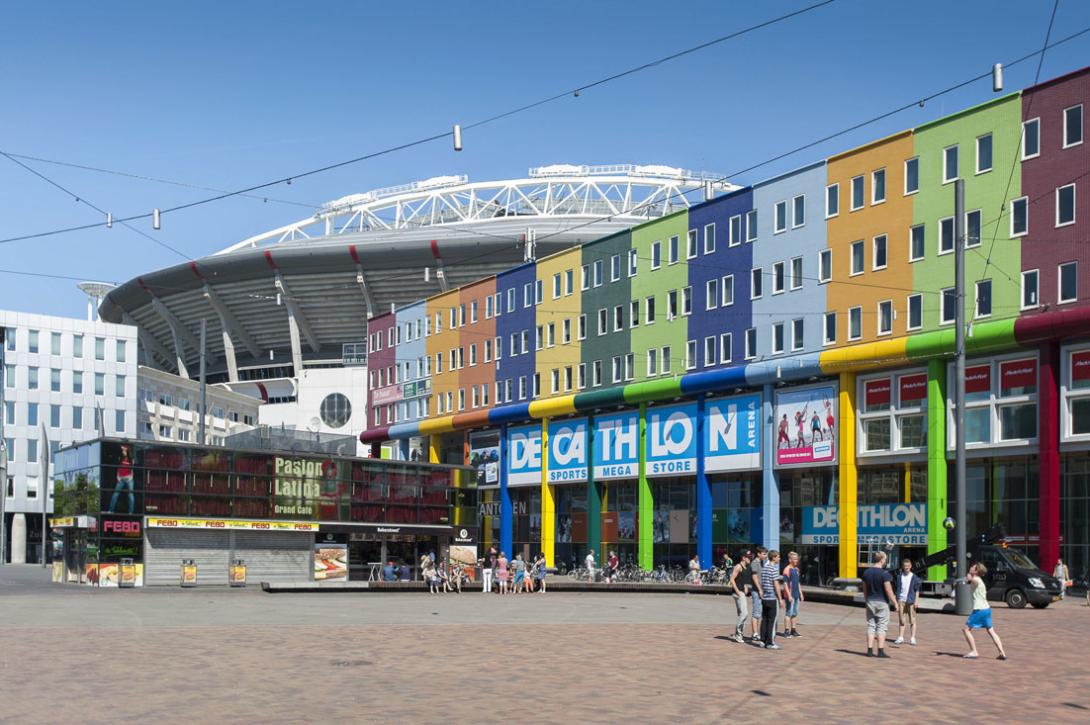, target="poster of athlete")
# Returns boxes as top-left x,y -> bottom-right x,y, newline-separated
774,383 -> 838,467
